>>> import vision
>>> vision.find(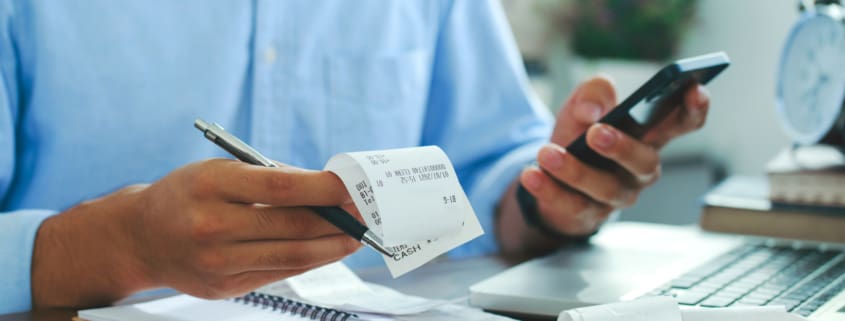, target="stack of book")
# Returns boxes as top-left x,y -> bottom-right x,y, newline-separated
699,145 -> 845,243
